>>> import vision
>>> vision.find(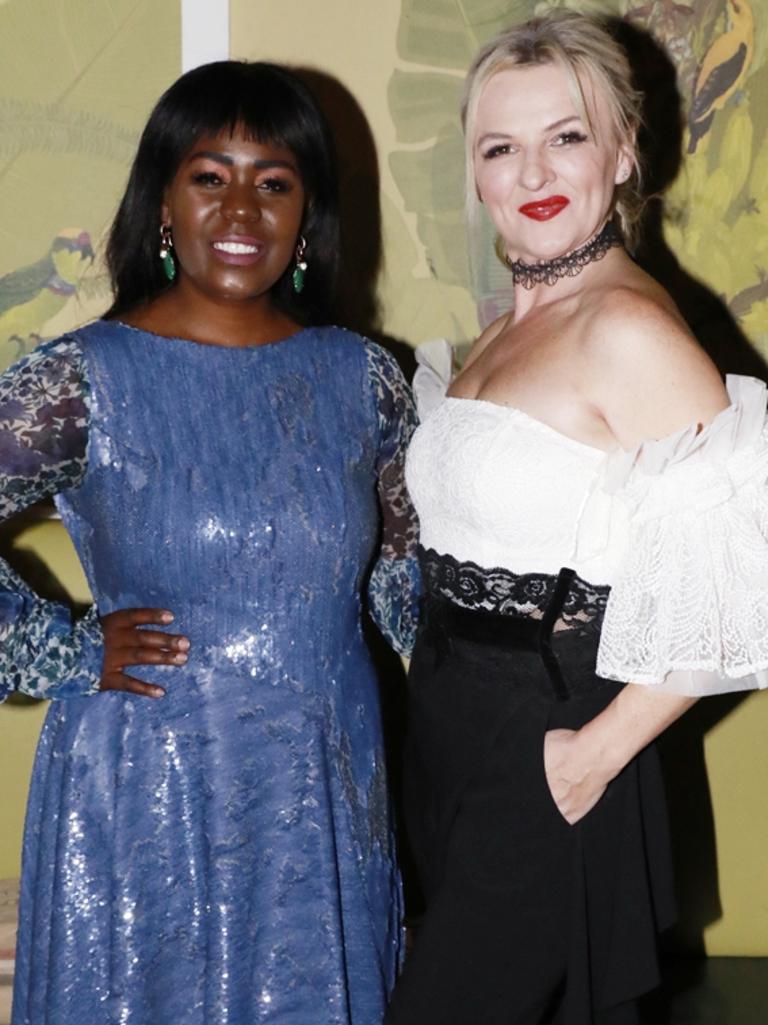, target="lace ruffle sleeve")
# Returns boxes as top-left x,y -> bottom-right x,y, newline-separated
596,374 -> 768,695
365,343 -> 421,657
0,336 -> 103,703
412,338 -> 453,420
